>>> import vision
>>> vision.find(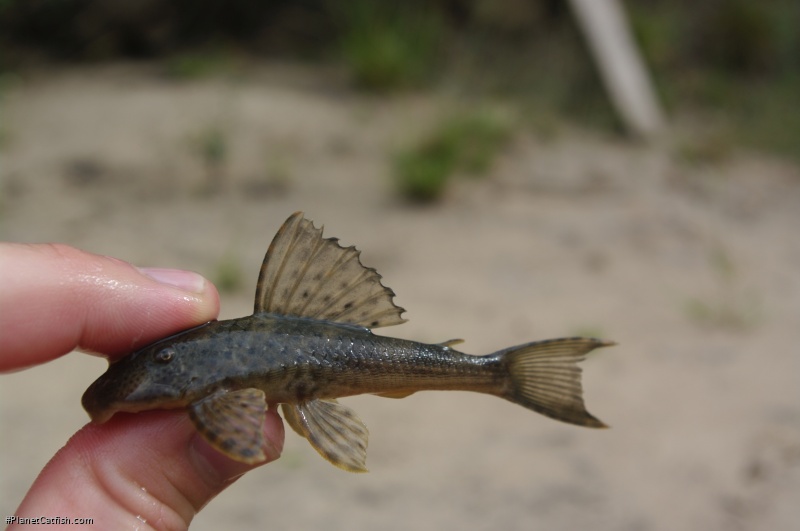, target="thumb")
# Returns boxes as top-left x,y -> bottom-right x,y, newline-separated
0,243 -> 221,370
12,409 -> 284,530
2,243 -> 285,528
